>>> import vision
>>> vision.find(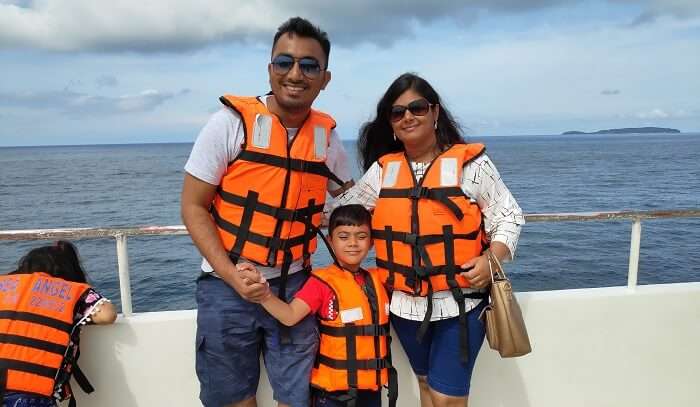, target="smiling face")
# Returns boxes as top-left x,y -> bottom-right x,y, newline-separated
329,224 -> 371,272
389,88 -> 440,147
268,32 -> 331,116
